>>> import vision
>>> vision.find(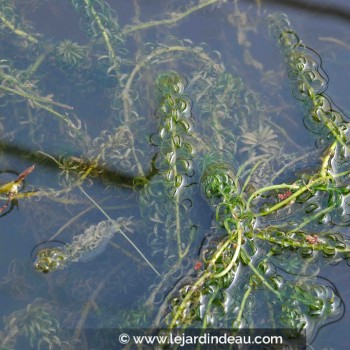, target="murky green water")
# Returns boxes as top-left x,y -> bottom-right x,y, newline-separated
1,0 -> 350,349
